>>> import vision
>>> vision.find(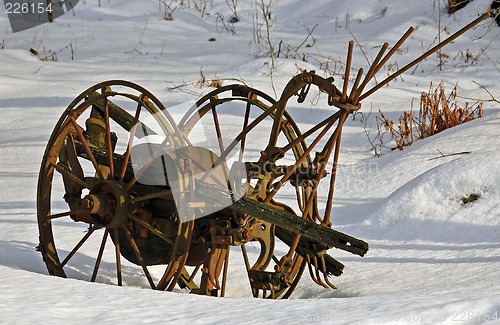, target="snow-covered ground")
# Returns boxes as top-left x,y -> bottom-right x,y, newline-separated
0,0 -> 499,324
